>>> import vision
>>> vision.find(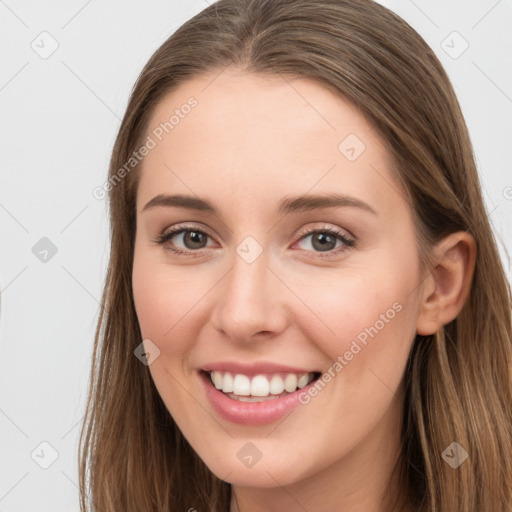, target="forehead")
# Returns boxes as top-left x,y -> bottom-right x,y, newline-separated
137,69 -> 403,217
144,68 -> 386,155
